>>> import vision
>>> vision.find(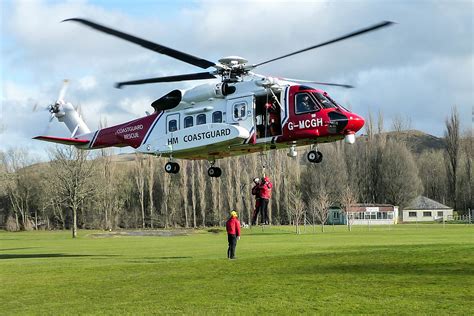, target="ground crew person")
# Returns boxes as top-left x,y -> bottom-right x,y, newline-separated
251,177 -> 261,225
226,210 -> 241,259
